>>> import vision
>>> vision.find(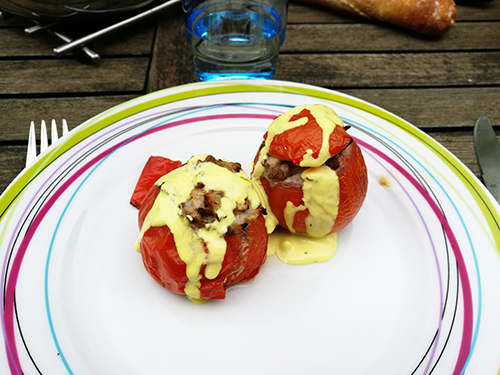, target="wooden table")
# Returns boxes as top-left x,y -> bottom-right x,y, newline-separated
1,1 -> 499,195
